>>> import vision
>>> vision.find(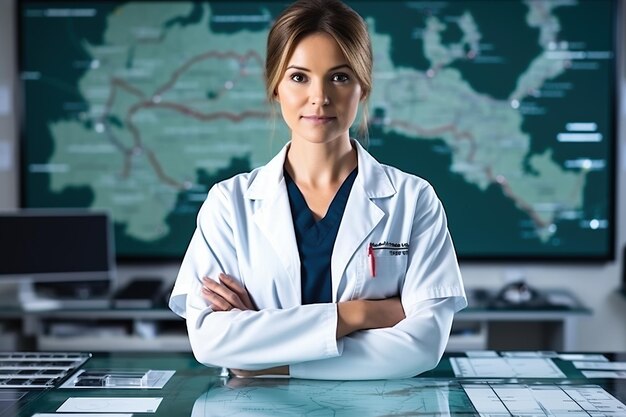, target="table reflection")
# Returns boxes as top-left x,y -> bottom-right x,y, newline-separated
191,378 -> 463,417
